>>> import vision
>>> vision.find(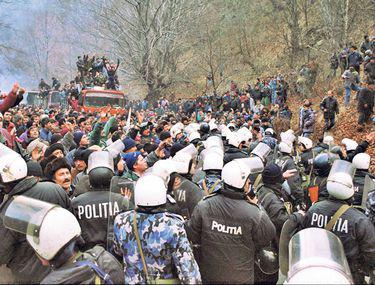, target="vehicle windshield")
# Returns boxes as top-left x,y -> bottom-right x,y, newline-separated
84,92 -> 124,108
